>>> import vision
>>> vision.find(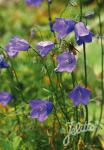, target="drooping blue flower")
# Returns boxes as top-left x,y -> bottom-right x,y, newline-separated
53,18 -> 76,39
55,52 -> 76,73
36,41 -> 54,57
5,36 -> 30,57
74,22 -> 94,45
69,85 -> 91,106
29,99 -> 53,122
0,92 -> 13,106
25,0 -> 44,7
0,54 -> 8,69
